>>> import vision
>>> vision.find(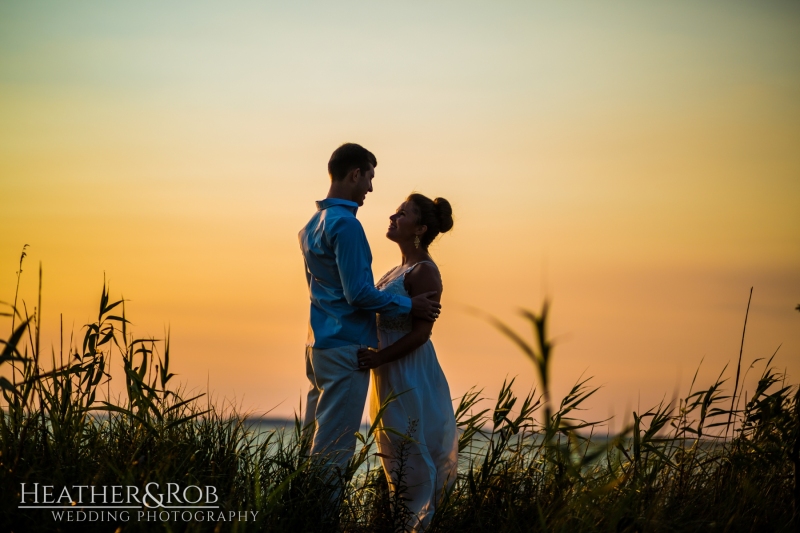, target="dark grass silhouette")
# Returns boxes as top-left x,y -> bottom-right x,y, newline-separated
1,252 -> 797,532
